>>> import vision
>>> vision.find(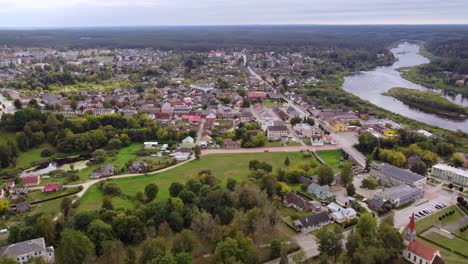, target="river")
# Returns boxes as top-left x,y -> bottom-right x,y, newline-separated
343,42 -> 468,132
